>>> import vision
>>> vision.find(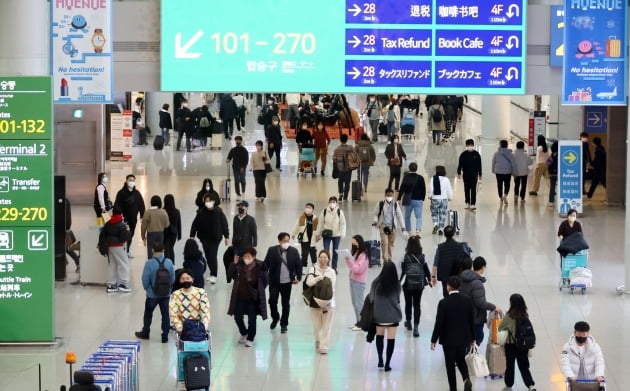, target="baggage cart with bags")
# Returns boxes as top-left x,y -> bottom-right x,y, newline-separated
560,250 -> 589,294
298,145 -> 315,177
366,228 -> 381,267
177,331 -> 211,390
566,378 -> 606,391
